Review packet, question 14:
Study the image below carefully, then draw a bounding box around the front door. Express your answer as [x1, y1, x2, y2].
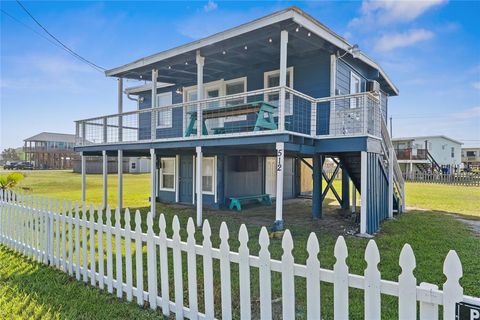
[179, 156, 193, 204]
[265, 157, 277, 198]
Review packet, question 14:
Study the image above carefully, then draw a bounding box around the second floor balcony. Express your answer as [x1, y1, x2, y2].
[75, 87, 383, 147]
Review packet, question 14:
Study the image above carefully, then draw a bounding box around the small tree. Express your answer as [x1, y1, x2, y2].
[0, 172, 24, 190]
[2, 148, 20, 162]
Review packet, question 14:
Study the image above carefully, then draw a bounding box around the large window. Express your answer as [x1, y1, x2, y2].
[202, 157, 215, 194]
[156, 92, 173, 128]
[225, 77, 247, 121]
[160, 158, 175, 191]
[264, 67, 294, 115]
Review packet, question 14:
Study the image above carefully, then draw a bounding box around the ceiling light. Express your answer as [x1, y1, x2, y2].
[222, 50, 226, 55]
[139, 75, 143, 79]
[307, 32, 311, 37]
[185, 61, 188, 65]
[244, 45, 248, 50]
[268, 38, 272, 43]
[168, 65, 171, 69]
[295, 27, 299, 32]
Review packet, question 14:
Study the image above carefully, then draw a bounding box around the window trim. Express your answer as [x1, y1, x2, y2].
[159, 157, 176, 192]
[263, 67, 294, 116]
[156, 92, 173, 129]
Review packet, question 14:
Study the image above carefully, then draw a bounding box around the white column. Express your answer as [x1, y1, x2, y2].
[102, 150, 108, 210]
[351, 183, 356, 213]
[196, 146, 203, 226]
[278, 30, 288, 132]
[81, 152, 86, 204]
[196, 51, 205, 138]
[175, 155, 180, 203]
[118, 150, 123, 211]
[150, 148, 156, 217]
[118, 78, 123, 142]
[151, 69, 158, 140]
[360, 151, 368, 234]
[388, 147, 394, 219]
[275, 142, 285, 224]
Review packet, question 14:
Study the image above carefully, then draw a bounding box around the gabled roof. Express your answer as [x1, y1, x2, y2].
[392, 135, 463, 145]
[106, 6, 398, 95]
[24, 132, 76, 143]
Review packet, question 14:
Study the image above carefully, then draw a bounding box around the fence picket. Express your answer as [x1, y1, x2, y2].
[364, 240, 381, 320]
[74, 202, 81, 280]
[398, 244, 416, 319]
[53, 199, 58, 267]
[238, 224, 251, 320]
[106, 207, 113, 293]
[419, 282, 439, 319]
[333, 236, 349, 320]
[186, 218, 198, 320]
[219, 222, 232, 320]
[82, 203, 88, 282]
[258, 227, 272, 320]
[146, 211, 157, 310]
[202, 220, 215, 319]
[134, 210, 144, 306]
[281, 230, 295, 320]
[55, 200, 61, 268]
[172, 215, 184, 320]
[89, 204, 96, 286]
[158, 214, 170, 315]
[442, 250, 463, 320]
[114, 208, 123, 298]
[61, 200, 67, 271]
[124, 209, 133, 301]
[306, 232, 321, 320]
[97, 205, 105, 289]
[67, 201, 73, 275]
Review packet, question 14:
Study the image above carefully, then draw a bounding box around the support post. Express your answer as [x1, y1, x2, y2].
[278, 30, 288, 132]
[351, 182, 356, 213]
[118, 150, 123, 211]
[196, 146, 203, 226]
[118, 78, 123, 142]
[102, 150, 108, 210]
[151, 69, 158, 141]
[341, 164, 350, 209]
[196, 51, 205, 138]
[360, 151, 368, 235]
[312, 154, 322, 219]
[274, 142, 285, 230]
[150, 148, 156, 217]
[81, 152, 86, 205]
[388, 147, 394, 219]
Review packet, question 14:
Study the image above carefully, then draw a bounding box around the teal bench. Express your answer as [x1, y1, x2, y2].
[229, 194, 272, 211]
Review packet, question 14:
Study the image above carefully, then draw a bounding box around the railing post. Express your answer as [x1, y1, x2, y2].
[196, 51, 205, 138]
[151, 69, 158, 141]
[81, 122, 86, 145]
[103, 117, 108, 144]
[118, 78, 123, 143]
[278, 30, 288, 132]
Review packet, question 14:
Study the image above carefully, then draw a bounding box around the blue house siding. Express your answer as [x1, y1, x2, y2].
[366, 152, 389, 234]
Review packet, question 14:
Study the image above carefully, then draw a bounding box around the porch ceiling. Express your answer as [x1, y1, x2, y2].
[115, 21, 337, 87]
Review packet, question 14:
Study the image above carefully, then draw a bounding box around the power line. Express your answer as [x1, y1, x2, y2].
[14, 0, 106, 73]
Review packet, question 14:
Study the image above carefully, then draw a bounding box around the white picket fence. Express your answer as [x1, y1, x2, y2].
[0, 190, 478, 319]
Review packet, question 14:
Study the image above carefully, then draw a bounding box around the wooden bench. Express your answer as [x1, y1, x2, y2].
[228, 194, 272, 211]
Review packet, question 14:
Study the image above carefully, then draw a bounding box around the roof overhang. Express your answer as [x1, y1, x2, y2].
[124, 82, 174, 95]
[105, 6, 398, 95]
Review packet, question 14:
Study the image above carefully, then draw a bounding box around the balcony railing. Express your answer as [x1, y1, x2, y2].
[395, 148, 428, 160]
[75, 87, 383, 146]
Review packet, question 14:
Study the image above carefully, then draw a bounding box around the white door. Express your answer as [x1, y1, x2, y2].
[265, 157, 277, 198]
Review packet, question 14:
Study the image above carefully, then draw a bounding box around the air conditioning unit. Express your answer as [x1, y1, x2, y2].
[366, 80, 380, 94]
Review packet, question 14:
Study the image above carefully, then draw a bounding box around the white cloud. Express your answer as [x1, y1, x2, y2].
[204, 0, 218, 12]
[473, 82, 480, 90]
[350, 0, 447, 27]
[374, 29, 434, 52]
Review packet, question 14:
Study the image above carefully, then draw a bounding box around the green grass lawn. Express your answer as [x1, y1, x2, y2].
[1, 170, 479, 319]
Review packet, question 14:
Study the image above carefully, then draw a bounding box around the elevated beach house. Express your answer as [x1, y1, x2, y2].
[75, 7, 404, 235]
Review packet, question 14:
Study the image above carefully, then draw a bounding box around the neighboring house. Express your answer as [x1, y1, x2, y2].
[24, 132, 78, 169]
[392, 136, 463, 174]
[75, 7, 404, 235]
[71, 156, 150, 174]
[462, 147, 480, 170]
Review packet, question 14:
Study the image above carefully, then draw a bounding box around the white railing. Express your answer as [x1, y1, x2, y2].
[75, 88, 384, 146]
[1, 191, 478, 319]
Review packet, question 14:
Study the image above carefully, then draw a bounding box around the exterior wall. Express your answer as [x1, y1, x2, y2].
[128, 157, 151, 173]
[72, 157, 129, 174]
[412, 137, 462, 167]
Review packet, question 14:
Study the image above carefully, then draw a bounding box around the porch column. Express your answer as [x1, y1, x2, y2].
[151, 69, 158, 140]
[196, 51, 205, 138]
[196, 146, 203, 226]
[102, 150, 108, 210]
[118, 150, 123, 211]
[118, 78, 123, 142]
[274, 142, 285, 230]
[278, 30, 288, 132]
[81, 152, 86, 205]
[150, 148, 157, 217]
[360, 151, 368, 235]
[351, 183, 356, 213]
[341, 165, 350, 209]
[312, 154, 322, 219]
[388, 147, 394, 219]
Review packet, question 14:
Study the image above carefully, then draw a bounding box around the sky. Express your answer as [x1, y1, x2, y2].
[1, 0, 479, 149]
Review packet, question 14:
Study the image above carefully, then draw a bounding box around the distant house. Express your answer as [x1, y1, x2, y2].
[392, 136, 462, 174]
[24, 132, 78, 169]
[71, 156, 150, 174]
[462, 147, 480, 170]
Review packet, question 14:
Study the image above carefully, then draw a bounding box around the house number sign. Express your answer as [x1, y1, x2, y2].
[277, 147, 284, 172]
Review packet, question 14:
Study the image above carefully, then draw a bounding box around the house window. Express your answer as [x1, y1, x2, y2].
[225, 77, 247, 121]
[160, 158, 175, 191]
[264, 67, 294, 116]
[202, 157, 215, 194]
[451, 147, 455, 158]
[156, 92, 173, 128]
[466, 151, 476, 157]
